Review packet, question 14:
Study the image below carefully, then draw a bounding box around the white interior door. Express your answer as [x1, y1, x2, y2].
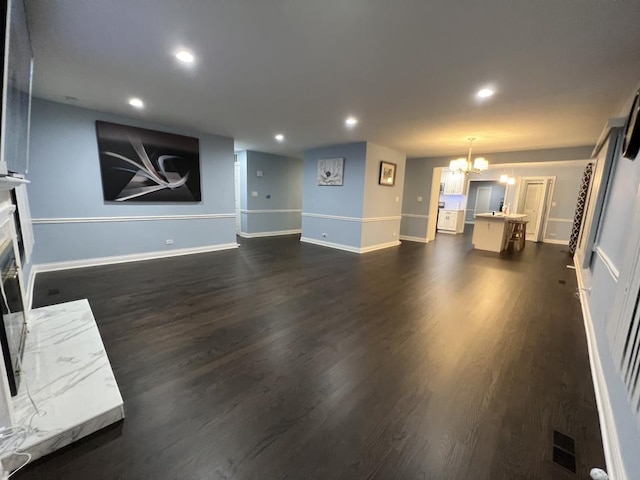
[522, 181, 544, 241]
[234, 160, 241, 234]
[475, 187, 491, 215]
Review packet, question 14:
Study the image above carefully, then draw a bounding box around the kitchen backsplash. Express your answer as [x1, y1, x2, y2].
[439, 194, 466, 210]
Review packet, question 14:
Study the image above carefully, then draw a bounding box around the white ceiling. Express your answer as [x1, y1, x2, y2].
[25, 0, 640, 158]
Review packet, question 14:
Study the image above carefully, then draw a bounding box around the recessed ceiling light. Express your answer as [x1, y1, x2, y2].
[345, 116, 358, 127]
[175, 50, 195, 64]
[476, 88, 495, 99]
[275, 134, 284, 142]
[128, 97, 144, 109]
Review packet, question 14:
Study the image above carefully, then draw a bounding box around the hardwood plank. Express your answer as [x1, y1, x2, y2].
[18, 232, 605, 479]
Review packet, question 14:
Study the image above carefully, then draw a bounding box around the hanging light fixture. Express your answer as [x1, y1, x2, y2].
[449, 137, 489, 175]
[499, 173, 516, 185]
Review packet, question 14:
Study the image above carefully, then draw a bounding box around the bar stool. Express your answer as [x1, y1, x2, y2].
[507, 220, 527, 251]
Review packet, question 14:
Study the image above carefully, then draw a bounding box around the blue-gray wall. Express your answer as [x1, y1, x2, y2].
[239, 150, 302, 235]
[578, 120, 640, 477]
[465, 181, 505, 222]
[401, 146, 593, 242]
[301, 142, 367, 248]
[28, 98, 236, 264]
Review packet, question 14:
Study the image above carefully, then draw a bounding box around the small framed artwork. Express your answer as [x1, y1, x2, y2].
[317, 157, 344, 186]
[379, 161, 396, 186]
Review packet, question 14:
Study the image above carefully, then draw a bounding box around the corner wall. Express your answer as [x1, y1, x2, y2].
[28, 99, 237, 268]
[239, 150, 302, 237]
[361, 143, 406, 248]
[301, 142, 367, 250]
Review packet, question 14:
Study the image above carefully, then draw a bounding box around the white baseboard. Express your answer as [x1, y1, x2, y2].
[543, 238, 570, 245]
[574, 256, 627, 479]
[238, 229, 301, 238]
[27, 243, 239, 309]
[300, 237, 400, 254]
[399, 235, 427, 243]
[360, 241, 401, 253]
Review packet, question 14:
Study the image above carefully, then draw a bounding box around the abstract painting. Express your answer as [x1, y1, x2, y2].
[96, 121, 201, 202]
[317, 157, 344, 186]
[379, 161, 396, 186]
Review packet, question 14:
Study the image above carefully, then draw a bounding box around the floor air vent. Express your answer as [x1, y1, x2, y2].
[552, 430, 577, 473]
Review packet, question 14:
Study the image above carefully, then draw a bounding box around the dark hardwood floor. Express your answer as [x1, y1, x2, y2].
[21, 230, 605, 479]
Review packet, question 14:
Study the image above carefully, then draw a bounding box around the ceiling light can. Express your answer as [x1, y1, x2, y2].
[128, 97, 144, 108]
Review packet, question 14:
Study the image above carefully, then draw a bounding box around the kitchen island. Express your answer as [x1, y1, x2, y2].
[472, 213, 528, 252]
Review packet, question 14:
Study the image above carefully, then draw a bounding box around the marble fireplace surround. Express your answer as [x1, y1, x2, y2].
[1, 299, 124, 471]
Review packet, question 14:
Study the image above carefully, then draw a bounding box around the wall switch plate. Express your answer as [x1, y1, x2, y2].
[251, 191, 258, 197]
[256, 170, 263, 177]
[417, 196, 423, 202]
[395, 196, 400, 202]
[165, 239, 174, 245]
[392, 232, 397, 237]
[552, 201, 557, 207]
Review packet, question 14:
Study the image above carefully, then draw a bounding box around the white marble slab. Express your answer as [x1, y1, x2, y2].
[1, 299, 124, 471]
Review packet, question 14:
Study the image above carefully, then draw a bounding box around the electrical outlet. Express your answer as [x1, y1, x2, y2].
[417, 196, 423, 202]
[392, 232, 397, 237]
[549, 232, 556, 237]
[395, 196, 400, 202]
[166, 239, 174, 245]
[251, 191, 258, 197]
[552, 201, 557, 207]
[322, 233, 327, 238]
[256, 170, 263, 177]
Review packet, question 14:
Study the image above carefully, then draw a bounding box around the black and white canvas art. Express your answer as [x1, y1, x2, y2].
[96, 121, 201, 202]
[317, 157, 344, 186]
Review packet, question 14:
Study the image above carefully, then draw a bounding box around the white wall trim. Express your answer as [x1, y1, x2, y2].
[27, 243, 239, 309]
[302, 212, 401, 223]
[399, 235, 427, 243]
[362, 216, 401, 223]
[542, 238, 569, 245]
[238, 229, 301, 238]
[486, 159, 592, 169]
[360, 241, 401, 253]
[300, 237, 360, 253]
[32, 214, 236, 224]
[401, 213, 429, 219]
[595, 246, 620, 282]
[240, 209, 302, 214]
[546, 217, 573, 223]
[300, 237, 400, 254]
[574, 258, 628, 480]
[302, 212, 360, 222]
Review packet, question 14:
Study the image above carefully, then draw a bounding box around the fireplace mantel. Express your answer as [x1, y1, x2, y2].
[0, 176, 28, 191]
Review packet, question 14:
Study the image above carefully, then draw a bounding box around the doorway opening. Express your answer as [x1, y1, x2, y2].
[465, 180, 506, 225]
[514, 177, 555, 242]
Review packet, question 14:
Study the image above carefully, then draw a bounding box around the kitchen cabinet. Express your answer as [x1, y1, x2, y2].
[442, 169, 468, 195]
[437, 210, 465, 233]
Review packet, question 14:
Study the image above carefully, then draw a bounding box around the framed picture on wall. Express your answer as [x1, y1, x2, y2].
[317, 157, 344, 186]
[379, 161, 396, 186]
[95, 121, 201, 202]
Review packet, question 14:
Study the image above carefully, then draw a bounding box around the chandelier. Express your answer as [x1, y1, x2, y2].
[449, 137, 489, 175]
